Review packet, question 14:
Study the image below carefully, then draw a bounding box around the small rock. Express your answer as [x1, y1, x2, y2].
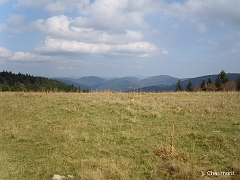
[52, 174, 75, 180]
[68, 175, 75, 179]
[53, 174, 65, 180]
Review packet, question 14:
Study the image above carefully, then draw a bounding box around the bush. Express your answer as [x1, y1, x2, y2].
[223, 81, 236, 91]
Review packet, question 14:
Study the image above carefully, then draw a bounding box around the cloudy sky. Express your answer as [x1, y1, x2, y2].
[0, 0, 239, 78]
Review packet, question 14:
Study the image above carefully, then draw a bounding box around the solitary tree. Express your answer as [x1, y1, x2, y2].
[176, 79, 183, 92]
[215, 70, 230, 90]
[186, 80, 193, 92]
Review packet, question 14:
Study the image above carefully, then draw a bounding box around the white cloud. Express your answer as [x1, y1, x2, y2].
[22, 0, 162, 32]
[0, 47, 53, 62]
[81, 0, 162, 31]
[14, 0, 240, 33]
[10, 51, 55, 62]
[14, 0, 162, 59]
[11, 51, 36, 60]
[26, 1, 160, 59]
[31, 15, 144, 44]
[7, 14, 25, 26]
[4, 14, 29, 34]
[36, 37, 157, 56]
[0, 47, 13, 58]
[36, 37, 110, 54]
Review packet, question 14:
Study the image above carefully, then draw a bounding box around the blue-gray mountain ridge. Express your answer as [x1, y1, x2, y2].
[55, 73, 240, 92]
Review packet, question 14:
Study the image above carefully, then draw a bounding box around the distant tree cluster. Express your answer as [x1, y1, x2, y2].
[176, 70, 240, 92]
[198, 77, 218, 92]
[176, 80, 195, 92]
[0, 71, 89, 92]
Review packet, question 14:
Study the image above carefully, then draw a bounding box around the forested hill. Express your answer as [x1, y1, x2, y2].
[0, 71, 88, 92]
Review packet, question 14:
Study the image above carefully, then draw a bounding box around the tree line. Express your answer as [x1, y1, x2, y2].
[0, 71, 89, 93]
[176, 70, 240, 92]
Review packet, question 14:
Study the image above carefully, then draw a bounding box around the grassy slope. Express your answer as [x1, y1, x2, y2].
[0, 92, 239, 179]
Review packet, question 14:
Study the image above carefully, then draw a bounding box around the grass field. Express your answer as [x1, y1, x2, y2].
[0, 92, 239, 179]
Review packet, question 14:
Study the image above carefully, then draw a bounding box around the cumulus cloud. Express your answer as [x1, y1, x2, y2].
[30, 12, 158, 57]
[20, 0, 161, 60]
[36, 36, 157, 56]
[31, 15, 144, 44]
[14, 0, 240, 34]
[0, 47, 53, 62]
[10, 51, 55, 62]
[0, 47, 13, 58]
[11, 51, 37, 60]
[12, 0, 162, 59]
[19, 0, 162, 33]
[82, 0, 159, 31]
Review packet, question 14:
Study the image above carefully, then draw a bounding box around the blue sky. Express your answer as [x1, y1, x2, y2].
[0, 0, 239, 78]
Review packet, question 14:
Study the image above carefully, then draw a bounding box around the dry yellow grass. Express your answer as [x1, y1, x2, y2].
[0, 92, 239, 179]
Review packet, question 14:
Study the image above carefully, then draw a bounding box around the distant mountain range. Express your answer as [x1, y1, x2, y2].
[55, 73, 240, 92]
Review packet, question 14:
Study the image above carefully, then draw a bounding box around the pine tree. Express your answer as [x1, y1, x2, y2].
[215, 70, 230, 90]
[186, 80, 193, 92]
[176, 79, 183, 92]
[200, 79, 207, 91]
[207, 77, 212, 84]
[206, 77, 212, 91]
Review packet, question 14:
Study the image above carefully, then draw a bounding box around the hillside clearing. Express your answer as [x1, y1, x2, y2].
[0, 92, 239, 179]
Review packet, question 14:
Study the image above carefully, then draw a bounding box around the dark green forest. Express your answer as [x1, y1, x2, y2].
[0, 71, 88, 92]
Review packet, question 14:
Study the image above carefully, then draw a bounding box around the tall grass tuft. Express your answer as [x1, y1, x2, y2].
[169, 106, 180, 156]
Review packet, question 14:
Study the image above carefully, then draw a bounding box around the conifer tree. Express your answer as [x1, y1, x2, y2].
[176, 79, 183, 92]
[215, 70, 230, 90]
[200, 79, 207, 91]
[207, 77, 212, 84]
[186, 80, 193, 92]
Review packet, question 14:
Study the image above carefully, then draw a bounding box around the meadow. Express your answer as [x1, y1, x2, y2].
[0, 92, 239, 180]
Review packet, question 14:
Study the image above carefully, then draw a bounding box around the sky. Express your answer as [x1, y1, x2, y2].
[0, 0, 240, 78]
